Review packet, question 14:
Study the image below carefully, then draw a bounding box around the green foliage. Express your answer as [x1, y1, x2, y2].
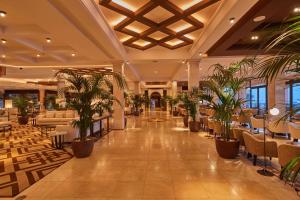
[131, 94, 144, 112]
[280, 156, 300, 187]
[56, 69, 126, 141]
[13, 96, 30, 117]
[257, 15, 300, 81]
[203, 59, 251, 140]
[164, 95, 179, 112]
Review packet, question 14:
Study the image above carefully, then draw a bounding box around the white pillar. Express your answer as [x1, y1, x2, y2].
[113, 62, 125, 130]
[188, 61, 200, 90]
[172, 81, 177, 97]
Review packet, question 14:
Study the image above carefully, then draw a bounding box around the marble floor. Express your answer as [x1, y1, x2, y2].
[6, 111, 300, 200]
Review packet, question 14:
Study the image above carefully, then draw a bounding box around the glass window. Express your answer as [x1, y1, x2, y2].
[245, 85, 267, 112]
[287, 81, 300, 113]
[292, 82, 300, 108]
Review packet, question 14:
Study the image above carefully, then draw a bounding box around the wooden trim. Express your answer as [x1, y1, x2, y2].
[99, 0, 219, 50]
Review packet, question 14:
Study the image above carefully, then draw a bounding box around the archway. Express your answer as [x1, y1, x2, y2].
[150, 92, 161, 109]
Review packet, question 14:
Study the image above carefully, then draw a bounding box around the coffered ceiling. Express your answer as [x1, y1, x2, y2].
[98, 0, 221, 50]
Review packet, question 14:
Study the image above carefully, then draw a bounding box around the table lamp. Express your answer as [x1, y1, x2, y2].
[5, 99, 13, 121]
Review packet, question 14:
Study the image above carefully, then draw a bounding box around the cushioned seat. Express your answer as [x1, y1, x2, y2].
[278, 144, 300, 167]
[36, 110, 78, 126]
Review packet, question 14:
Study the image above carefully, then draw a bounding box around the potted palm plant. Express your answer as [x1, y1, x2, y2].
[204, 59, 253, 158]
[178, 93, 189, 127]
[13, 96, 30, 125]
[56, 69, 126, 158]
[131, 94, 144, 116]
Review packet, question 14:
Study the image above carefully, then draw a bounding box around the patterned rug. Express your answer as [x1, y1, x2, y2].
[0, 125, 73, 197]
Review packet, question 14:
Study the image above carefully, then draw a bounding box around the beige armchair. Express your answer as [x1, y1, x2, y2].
[243, 131, 278, 165]
[250, 116, 264, 134]
[288, 122, 300, 142]
[278, 144, 300, 167]
[267, 120, 289, 139]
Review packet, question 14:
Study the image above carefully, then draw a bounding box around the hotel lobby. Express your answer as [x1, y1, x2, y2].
[0, 0, 300, 199]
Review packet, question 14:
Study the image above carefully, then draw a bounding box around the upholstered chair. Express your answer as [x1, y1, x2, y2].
[278, 144, 300, 167]
[288, 122, 300, 142]
[250, 116, 264, 134]
[243, 131, 278, 165]
[267, 120, 289, 139]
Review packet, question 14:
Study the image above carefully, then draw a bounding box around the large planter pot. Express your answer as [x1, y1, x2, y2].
[215, 137, 240, 159]
[72, 138, 94, 158]
[183, 115, 189, 127]
[189, 121, 200, 132]
[173, 110, 179, 116]
[18, 115, 29, 125]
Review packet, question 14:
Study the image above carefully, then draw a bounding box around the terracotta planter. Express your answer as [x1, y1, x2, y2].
[183, 115, 189, 127]
[173, 110, 179, 116]
[18, 115, 29, 125]
[134, 111, 140, 116]
[72, 138, 94, 158]
[215, 137, 240, 159]
[189, 121, 200, 132]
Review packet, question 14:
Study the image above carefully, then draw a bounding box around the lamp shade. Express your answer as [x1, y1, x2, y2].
[4, 99, 13, 108]
[270, 107, 280, 116]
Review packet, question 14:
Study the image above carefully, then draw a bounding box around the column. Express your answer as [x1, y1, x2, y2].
[134, 81, 141, 94]
[39, 89, 45, 111]
[268, 78, 276, 109]
[187, 61, 200, 90]
[113, 62, 125, 130]
[171, 81, 177, 97]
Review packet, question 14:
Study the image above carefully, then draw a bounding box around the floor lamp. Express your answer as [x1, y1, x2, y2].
[257, 107, 279, 176]
[5, 100, 13, 121]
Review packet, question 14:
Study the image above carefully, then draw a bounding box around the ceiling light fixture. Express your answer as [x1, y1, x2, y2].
[71, 53, 76, 57]
[0, 11, 7, 18]
[294, 7, 300, 13]
[251, 35, 259, 40]
[46, 38, 51, 43]
[1, 39, 7, 44]
[36, 54, 41, 58]
[1, 54, 6, 58]
[229, 17, 235, 24]
[253, 16, 266, 22]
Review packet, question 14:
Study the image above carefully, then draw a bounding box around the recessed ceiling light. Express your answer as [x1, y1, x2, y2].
[0, 11, 7, 18]
[253, 16, 266, 22]
[1, 39, 6, 44]
[294, 7, 300, 13]
[251, 35, 259, 40]
[71, 53, 76, 57]
[46, 38, 51, 43]
[229, 17, 235, 24]
[182, 60, 186, 64]
[1, 54, 6, 58]
[36, 54, 41, 57]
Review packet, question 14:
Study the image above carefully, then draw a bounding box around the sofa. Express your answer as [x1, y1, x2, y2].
[243, 131, 278, 165]
[36, 110, 78, 126]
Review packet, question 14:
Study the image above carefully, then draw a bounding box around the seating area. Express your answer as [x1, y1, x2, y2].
[1, 0, 300, 199]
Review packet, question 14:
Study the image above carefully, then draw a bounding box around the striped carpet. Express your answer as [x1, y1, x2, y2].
[0, 124, 72, 197]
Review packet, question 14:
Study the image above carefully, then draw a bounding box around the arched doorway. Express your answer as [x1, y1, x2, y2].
[150, 92, 161, 109]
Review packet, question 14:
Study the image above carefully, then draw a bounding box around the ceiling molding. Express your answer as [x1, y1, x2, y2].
[99, 0, 220, 50]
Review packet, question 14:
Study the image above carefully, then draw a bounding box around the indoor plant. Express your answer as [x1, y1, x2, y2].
[131, 94, 144, 116]
[204, 59, 253, 158]
[13, 96, 30, 125]
[56, 69, 126, 158]
[178, 93, 189, 127]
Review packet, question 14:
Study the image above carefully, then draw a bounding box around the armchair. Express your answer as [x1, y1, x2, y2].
[278, 144, 300, 167]
[267, 120, 289, 139]
[243, 131, 278, 165]
[250, 116, 264, 134]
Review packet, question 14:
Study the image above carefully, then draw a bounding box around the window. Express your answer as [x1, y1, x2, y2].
[286, 80, 300, 112]
[246, 85, 267, 111]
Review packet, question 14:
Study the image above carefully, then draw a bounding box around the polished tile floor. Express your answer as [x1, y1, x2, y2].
[7, 112, 300, 200]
